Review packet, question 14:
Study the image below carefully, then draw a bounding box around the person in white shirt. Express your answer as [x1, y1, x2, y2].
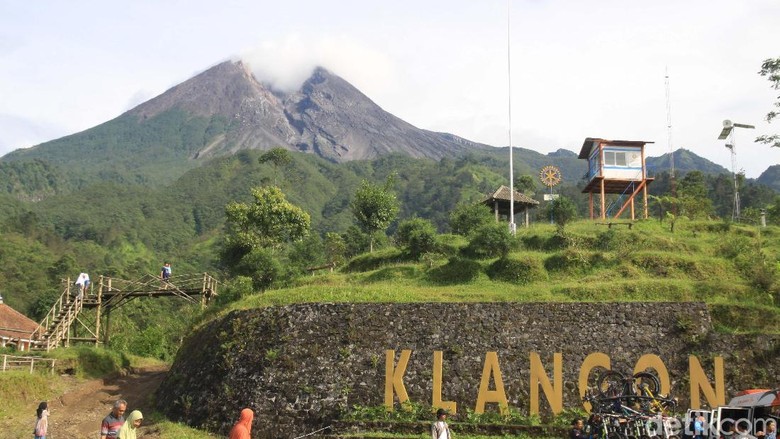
[75, 273, 90, 298]
[431, 408, 451, 439]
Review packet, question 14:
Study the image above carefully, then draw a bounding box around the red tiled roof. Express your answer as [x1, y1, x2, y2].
[0, 303, 39, 339]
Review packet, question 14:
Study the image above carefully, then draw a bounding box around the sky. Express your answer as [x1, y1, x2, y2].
[1, 0, 779, 178]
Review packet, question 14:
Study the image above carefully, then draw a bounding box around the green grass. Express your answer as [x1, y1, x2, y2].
[337, 434, 558, 439]
[206, 219, 780, 334]
[144, 411, 218, 438]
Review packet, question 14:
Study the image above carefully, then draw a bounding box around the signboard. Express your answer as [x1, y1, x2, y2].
[543, 194, 560, 201]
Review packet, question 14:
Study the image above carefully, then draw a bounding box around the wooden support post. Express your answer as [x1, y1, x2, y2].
[643, 182, 649, 219]
[524, 206, 529, 227]
[104, 309, 111, 346]
[494, 201, 499, 222]
[600, 180, 606, 220]
[201, 273, 208, 309]
[95, 276, 103, 347]
[630, 197, 635, 220]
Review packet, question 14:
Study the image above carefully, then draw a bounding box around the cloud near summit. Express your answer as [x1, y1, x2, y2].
[240, 34, 400, 95]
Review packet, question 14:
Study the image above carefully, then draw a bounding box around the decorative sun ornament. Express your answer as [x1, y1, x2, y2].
[539, 165, 562, 188]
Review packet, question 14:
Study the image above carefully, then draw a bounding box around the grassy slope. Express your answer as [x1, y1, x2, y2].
[3, 219, 777, 438]
[214, 219, 780, 334]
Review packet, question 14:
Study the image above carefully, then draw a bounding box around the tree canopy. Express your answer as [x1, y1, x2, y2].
[350, 178, 399, 252]
[757, 57, 780, 148]
[224, 186, 311, 255]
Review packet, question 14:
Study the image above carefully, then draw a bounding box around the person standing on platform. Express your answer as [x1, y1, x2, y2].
[160, 262, 172, 282]
[75, 273, 90, 299]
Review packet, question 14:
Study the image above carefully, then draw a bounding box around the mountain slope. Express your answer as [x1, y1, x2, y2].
[0, 61, 484, 188]
[758, 165, 780, 192]
[646, 148, 729, 175]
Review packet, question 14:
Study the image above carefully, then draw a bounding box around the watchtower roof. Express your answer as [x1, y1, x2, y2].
[578, 137, 654, 159]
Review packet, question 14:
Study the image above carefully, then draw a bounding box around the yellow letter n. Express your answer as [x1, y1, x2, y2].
[530, 352, 563, 415]
[689, 355, 725, 409]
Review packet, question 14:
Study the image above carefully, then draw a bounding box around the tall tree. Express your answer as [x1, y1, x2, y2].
[224, 186, 311, 255]
[350, 178, 399, 252]
[757, 57, 780, 148]
[258, 148, 294, 186]
[514, 175, 537, 195]
[677, 171, 713, 219]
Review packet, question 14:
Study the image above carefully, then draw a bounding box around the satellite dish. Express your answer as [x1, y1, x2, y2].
[718, 120, 733, 139]
[718, 119, 753, 139]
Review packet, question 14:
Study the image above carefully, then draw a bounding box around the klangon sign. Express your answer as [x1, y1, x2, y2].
[384, 350, 725, 415]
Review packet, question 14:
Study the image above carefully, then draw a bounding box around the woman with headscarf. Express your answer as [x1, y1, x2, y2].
[34, 401, 48, 439]
[117, 410, 143, 439]
[229, 408, 254, 439]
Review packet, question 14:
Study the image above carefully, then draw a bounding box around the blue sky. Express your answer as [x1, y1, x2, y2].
[1, 0, 778, 177]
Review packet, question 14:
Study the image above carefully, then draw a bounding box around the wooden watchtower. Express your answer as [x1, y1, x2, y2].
[579, 137, 654, 220]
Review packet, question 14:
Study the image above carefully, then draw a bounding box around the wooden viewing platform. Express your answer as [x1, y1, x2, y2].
[30, 273, 217, 352]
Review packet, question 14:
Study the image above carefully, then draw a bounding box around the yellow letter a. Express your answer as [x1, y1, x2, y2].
[475, 351, 508, 415]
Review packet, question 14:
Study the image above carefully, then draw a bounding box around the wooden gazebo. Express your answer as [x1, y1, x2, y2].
[482, 185, 540, 227]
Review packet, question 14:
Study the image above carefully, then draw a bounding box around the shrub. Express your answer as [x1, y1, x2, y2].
[236, 248, 282, 292]
[486, 255, 547, 284]
[434, 234, 467, 257]
[449, 202, 493, 236]
[395, 217, 437, 260]
[463, 223, 512, 259]
[547, 196, 578, 230]
[343, 248, 404, 272]
[215, 276, 254, 305]
[427, 256, 482, 285]
[544, 250, 591, 273]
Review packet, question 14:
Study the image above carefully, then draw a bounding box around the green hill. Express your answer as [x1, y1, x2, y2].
[213, 220, 780, 335]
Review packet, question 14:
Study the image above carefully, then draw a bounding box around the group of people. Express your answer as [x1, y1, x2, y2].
[70, 262, 172, 298]
[100, 399, 144, 439]
[32, 399, 143, 439]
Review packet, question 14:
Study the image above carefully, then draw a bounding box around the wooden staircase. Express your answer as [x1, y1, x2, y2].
[30, 281, 85, 351]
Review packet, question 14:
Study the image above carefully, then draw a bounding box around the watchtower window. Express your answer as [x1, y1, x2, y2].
[604, 151, 627, 167]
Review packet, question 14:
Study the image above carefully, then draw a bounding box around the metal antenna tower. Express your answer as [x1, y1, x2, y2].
[665, 68, 676, 198]
[718, 120, 754, 221]
[507, 0, 516, 234]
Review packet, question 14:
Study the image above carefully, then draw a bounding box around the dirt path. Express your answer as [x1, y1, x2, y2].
[47, 366, 168, 439]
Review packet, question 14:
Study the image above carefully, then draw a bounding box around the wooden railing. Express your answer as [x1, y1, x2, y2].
[1, 355, 56, 374]
[29, 277, 87, 351]
[29, 273, 218, 351]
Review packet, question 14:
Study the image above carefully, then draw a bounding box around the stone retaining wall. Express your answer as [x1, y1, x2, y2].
[156, 302, 780, 438]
